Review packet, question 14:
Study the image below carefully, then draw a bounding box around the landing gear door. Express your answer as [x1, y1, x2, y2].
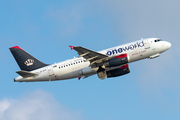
[144, 40, 150, 49]
[47, 66, 54, 76]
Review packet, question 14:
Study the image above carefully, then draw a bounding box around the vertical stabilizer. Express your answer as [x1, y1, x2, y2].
[9, 46, 48, 71]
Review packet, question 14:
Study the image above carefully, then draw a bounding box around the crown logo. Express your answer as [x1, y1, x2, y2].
[24, 59, 34, 66]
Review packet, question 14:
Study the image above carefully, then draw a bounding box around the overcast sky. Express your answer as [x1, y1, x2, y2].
[0, 0, 180, 120]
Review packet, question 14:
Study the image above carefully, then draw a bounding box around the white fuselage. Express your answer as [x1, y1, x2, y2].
[15, 38, 171, 82]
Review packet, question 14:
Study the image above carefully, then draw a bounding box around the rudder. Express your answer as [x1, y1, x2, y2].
[9, 46, 48, 71]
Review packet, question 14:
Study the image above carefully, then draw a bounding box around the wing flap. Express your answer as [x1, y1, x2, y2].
[16, 70, 38, 78]
[73, 46, 109, 63]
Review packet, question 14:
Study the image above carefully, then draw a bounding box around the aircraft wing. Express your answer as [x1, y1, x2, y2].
[71, 46, 109, 65]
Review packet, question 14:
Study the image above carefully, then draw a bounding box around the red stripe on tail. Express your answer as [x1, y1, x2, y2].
[9, 46, 23, 50]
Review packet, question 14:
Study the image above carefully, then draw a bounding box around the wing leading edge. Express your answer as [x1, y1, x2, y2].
[72, 46, 109, 65]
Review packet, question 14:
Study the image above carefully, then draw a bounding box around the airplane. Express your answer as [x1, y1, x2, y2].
[9, 38, 171, 82]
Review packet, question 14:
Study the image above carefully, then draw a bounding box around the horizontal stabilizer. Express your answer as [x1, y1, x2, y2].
[16, 70, 38, 78]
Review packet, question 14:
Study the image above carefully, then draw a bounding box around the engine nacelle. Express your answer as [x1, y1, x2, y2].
[105, 54, 129, 67]
[106, 64, 130, 78]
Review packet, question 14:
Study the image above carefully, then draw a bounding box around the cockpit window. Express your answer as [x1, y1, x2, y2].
[154, 39, 162, 42]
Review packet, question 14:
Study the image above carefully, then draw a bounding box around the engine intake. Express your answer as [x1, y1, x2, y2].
[107, 64, 130, 78]
[105, 54, 129, 67]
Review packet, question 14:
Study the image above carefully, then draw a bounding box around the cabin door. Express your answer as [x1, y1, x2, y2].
[144, 40, 150, 49]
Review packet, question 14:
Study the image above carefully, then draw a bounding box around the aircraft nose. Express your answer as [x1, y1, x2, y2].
[166, 42, 171, 49]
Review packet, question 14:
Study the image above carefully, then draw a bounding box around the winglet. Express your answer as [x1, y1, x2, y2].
[78, 77, 81, 80]
[69, 45, 75, 50]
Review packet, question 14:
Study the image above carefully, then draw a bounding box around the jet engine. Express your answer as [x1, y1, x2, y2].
[104, 54, 129, 67]
[106, 64, 130, 78]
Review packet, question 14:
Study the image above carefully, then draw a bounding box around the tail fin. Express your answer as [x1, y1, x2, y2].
[9, 46, 48, 71]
